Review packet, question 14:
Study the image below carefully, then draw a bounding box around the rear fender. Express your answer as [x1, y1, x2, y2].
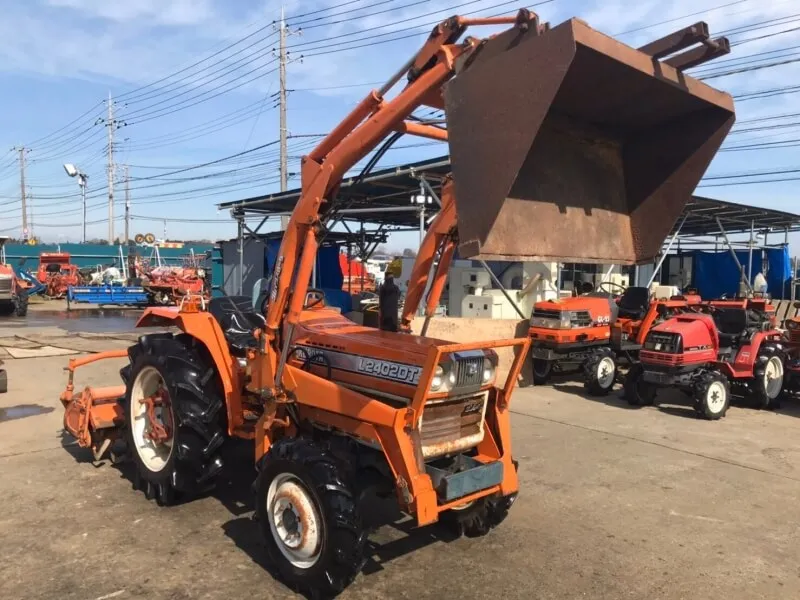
[136, 307, 243, 434]
[732, 332, 784, 376]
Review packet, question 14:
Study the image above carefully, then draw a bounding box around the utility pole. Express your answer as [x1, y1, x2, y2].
[12, 147, 29, 240]
[106, 93, 115, 244]
[123, 165, 131, 244]
[275, 6, 301, 230]
[278, 6, 288, 193]
[98, 93, 125, 245]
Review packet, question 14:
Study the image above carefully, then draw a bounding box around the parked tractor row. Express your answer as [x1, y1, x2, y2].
[530, 285, 797, 421]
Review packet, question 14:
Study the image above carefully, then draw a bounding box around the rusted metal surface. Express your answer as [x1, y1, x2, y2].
[141, 387, 172, 443]
[420, 393, 487, 458]
[638, 22, 710, 58]
[665, 37, 731, 70]
[445, 17, 735, 265]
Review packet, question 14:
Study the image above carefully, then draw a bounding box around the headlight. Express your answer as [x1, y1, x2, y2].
[786, 320, 799, 330]
[482, 363, 496, 384]
[530, 315, 571, 329]
[430, 363, 456, 392]
[197, 268, 206, 278]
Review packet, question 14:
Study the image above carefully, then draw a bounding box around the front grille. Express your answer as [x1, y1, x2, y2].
[532, 308, 560, 320]
[531, 308, 593, 328]
[789, 330, 800, 344]
[0, 278, 12, 293]
[455, 355, 485, 387]
[420, 393, 487, 459]
[644, 332, 681, 353]
[572, 310, 593, 327]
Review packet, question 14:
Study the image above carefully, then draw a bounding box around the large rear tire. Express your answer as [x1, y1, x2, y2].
[255, 437, 367, 597]
[583, 348, 617, 396]
[752, 346, 785, 410]
[624, 363, 656, 406]
[693, 371, 730, 420]
[122, 333, 225, 506]
[532, 358, 553, 385]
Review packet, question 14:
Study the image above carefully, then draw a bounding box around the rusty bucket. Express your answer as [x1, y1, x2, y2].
[445, 18, 735, 264]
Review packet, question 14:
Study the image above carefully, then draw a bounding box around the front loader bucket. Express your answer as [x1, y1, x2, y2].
[445, 18, 735, 265]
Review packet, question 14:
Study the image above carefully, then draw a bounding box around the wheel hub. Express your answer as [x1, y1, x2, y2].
[707, 381, 726, 412]
[130, 366, 175, 473]
[267, 475, 322, 568]
[597, 357, 615, 388]
[764, 356, 784, 399]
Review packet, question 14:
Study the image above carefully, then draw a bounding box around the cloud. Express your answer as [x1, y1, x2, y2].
[46, 0, 217, 26]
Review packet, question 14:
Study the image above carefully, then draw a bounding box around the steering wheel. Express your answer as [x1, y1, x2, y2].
[304, 289, 326, 309]
[690, 303, 717, 315]
[596, 281, 626, 295]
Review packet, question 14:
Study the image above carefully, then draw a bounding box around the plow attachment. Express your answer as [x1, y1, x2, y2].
[445, 18, 735, 264]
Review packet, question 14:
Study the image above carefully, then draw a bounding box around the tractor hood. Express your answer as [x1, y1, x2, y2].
[533, 294, 614, 314]
[647, 313, 718, 350]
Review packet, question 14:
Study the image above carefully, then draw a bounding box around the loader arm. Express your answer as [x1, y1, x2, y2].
[264, 11, 539, 381]
[400, 178, 458, 330]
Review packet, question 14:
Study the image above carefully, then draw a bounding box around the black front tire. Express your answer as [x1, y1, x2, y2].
[122, 333, 225, 506]
[440, 493, 517, 538]
[583, 348, 617, 396]
[624, 363, 657, 406]
[693, 371, 730, 420]
[255, 437, 367, 597]
[13, 289, 28, 317]
[532, 358, 553, 385]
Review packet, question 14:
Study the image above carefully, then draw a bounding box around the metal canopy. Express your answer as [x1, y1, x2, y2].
[219, 156, 800, 237]
[219, 157, 450, 228]
[670, 195, 800, 237]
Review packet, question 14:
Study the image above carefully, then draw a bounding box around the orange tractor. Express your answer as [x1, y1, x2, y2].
[58, 11, 734, 596]
[37, 252, 82, 298]
[0, 236, 28, 318]
[529, 282, 633, 383]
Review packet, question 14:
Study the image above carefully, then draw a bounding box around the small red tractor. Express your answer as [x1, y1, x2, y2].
[782, 302, 800, 396]
[625, 301, 786, 419]
[57, 11, 734, 596]
[0, 237, 28, 317]
[582, 293, 701, 395]
[529, 283, 644, 384]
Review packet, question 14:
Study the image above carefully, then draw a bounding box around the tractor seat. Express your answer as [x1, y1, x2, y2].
[616, 286, 650, 320]
[208, 296, 265, 355]
[712, 308, 748, 348]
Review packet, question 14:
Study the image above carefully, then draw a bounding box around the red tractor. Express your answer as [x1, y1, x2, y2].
[782, 302, 800, 396]
[582, 293, 701, 396]
[625, 302, 786, 419]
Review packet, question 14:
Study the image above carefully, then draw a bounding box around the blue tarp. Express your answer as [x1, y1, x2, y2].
[691, 248, 791, 298]
[264, 240, 351, 313]
[766, 246, 792, 297]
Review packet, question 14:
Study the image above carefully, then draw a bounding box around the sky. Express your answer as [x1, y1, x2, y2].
[0, 0, 798, 252]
